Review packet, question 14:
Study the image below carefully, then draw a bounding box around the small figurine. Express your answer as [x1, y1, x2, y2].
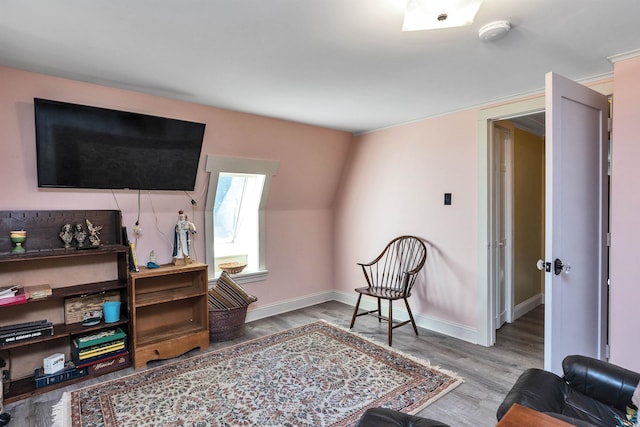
[59, 224, 73, 249]
[172, 210, 196, 265]
[73, 223, 87, 248]
[86, 219, 103, 247]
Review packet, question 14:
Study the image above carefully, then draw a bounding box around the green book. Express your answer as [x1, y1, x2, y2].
[74, 328, 126, 349]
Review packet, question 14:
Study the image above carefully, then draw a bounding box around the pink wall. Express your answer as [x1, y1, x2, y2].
[0, 66, 352, 308]
[609, 55, 640, 372]
[333, 65, 639, 370]
[333, 111, 479, 328]
[3, 62, 639, 369]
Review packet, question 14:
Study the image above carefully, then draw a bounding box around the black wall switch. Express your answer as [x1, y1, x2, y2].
[444, 193, 452, 205]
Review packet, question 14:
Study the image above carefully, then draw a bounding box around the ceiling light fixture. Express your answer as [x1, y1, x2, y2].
[402, 0, 484, 32]
[478, 20, 511, 41]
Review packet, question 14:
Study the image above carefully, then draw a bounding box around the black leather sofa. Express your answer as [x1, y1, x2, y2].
[357, 408, 449, 427]
[497, 355, 640, 427]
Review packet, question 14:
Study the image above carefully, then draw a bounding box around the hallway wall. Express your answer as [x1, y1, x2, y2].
[512, 127, 545, 306]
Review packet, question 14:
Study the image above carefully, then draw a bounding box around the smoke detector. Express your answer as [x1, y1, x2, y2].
[478, 20, 511, 41]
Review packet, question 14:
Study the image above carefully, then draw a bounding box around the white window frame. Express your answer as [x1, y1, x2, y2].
[205, 155, 279, 284]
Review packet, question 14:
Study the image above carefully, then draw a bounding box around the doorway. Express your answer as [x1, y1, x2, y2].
[476, 78, 613, 352]
[476, 96, 546, 347]
[490, 115, 545, 334]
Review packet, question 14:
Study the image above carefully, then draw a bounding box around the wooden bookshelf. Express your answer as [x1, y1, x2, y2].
[129, 262, 209, 369]
[0, 210, 131, 403]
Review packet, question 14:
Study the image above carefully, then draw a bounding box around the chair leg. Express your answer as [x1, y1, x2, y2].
[404, 298, 419, 336]
[388, 300, 393, 346]
[377, 298, 382, 323]
[350, 294, 363, 329]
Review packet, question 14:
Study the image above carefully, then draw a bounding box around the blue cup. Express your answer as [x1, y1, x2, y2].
[103, 301, 121, 323]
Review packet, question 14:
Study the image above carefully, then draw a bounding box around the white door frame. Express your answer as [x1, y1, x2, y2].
[477, 97, 544, 346]
[491, 122, 514, 327]
[476, 81, 613, 347]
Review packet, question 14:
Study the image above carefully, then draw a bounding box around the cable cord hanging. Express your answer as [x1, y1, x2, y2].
[111, 190, 122, 212]
[147, 191, 173, 253]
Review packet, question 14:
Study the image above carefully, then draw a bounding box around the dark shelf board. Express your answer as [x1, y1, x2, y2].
[0, 244, 127, 263]
[51, 280, 127, 299]
[0, 279, 127, 308]
[62, 316, 129, 336]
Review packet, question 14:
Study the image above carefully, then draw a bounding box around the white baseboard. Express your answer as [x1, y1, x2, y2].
[513, 294, 543, 321]
[247, 290, 479, 345]
[333, 291, 478, 344]
[245, 291, 335, 322]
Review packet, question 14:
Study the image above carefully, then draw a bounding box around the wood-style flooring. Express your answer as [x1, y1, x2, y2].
[3, 301, 543, 427]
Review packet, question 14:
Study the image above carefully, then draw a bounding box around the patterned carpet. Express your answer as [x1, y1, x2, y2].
[53, 321, 462, 426]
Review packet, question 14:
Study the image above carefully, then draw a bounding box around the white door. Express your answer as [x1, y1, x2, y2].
[492, 124, 512, 328]
[543, 72, 609, 374]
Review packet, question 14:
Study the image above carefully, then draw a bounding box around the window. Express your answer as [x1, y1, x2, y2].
[213, 173, 263, 269]
[205, 156, 279, 283]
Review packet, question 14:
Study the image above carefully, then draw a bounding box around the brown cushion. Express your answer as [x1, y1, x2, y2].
[208, 271, 257, 309]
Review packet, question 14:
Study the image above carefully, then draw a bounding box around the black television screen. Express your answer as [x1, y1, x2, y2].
[34, 98, 206, 191]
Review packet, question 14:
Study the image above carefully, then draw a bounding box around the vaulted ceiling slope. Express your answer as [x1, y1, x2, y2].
[1, 1, 639, 134]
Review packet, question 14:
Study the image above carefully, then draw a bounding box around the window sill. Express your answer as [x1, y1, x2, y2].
[210, 269, 268, 285]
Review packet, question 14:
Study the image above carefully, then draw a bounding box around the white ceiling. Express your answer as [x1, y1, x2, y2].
[1, 1, 639, 134]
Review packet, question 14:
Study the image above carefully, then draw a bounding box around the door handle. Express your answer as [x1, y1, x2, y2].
[536, 259, 551, 272]
[537, 259, 571, 274]
[554, 258, 571, 275]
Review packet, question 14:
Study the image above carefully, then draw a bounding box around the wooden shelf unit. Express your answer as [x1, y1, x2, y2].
[0, 210, 132, 403]
[129, 262, 209, 369]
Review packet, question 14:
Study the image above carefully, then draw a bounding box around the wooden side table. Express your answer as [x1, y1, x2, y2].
[497, 404, 574, 426]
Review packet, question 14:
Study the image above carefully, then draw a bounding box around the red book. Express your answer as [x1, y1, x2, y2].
[83, 351, 130, 374]
[0, 288, 28, 306]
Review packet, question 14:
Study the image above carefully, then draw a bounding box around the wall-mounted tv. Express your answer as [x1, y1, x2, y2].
[34, 98, 206, 191]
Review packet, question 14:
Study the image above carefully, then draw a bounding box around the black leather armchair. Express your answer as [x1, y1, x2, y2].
[357, 408, 449, 427]
[497, 355, 640, 427]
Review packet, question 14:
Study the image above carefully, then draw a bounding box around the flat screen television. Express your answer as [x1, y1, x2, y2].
[34, 98, 206, 191]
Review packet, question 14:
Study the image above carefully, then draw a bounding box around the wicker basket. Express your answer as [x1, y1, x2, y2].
[218, 262, 247, 274]
[209, 305, 248, 342]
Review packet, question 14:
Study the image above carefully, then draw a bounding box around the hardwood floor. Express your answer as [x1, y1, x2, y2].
[3, 301, 543, 427]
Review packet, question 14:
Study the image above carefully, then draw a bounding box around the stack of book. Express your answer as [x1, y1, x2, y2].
[0, 320, 54, 346]
[0, 286, 27, 306]
[72, 328, 129, 374]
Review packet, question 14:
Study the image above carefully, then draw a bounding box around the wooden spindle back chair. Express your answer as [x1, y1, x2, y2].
[349, 235, 427, 346]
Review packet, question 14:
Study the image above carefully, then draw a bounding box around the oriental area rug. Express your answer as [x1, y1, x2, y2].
[52, 320, 462, 427]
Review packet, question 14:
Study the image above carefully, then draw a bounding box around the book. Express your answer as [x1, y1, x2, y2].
[82, 351, 130, 374]
[0, 319, 50, 335]
[0, 322, 53, 339]
[0, 286, 18, 298]
[0, 324, 54, 345]
[0, 288, 27, 306]
[78, 341, 125, 360]
[73, 335, 126, 353]
[34, 366, 87, 389]
[74, 349, 129, 367]
[72, 337, 127, 362]
[74, 328, 126, 349]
